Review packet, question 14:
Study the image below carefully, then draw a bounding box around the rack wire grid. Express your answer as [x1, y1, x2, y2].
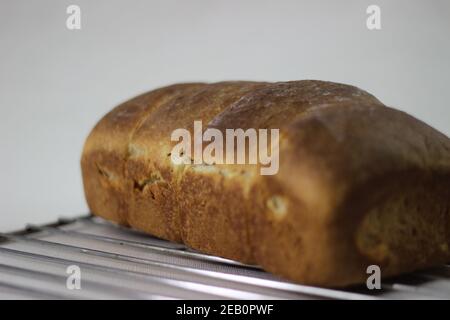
[0, 215, 449, 300]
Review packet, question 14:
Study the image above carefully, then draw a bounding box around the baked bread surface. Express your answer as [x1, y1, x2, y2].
[81, 80, 450, 286]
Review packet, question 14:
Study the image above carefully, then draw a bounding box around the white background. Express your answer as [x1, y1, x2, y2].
[0, 0, 449, 231]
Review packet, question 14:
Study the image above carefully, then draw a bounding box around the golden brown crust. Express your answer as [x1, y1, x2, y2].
[81, 83, 205, 225]
[81, 80, 450, 286]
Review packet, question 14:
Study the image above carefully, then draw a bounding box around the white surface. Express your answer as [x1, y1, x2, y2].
[0, 0, 449, 231]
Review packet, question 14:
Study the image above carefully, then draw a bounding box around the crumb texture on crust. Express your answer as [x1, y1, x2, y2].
[81, 80, 450, 286]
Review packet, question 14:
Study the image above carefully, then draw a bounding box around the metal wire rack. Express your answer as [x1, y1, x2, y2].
[0, 215, 449, 299]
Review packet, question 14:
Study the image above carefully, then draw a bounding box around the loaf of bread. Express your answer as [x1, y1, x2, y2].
[81, 81, 450, 287]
